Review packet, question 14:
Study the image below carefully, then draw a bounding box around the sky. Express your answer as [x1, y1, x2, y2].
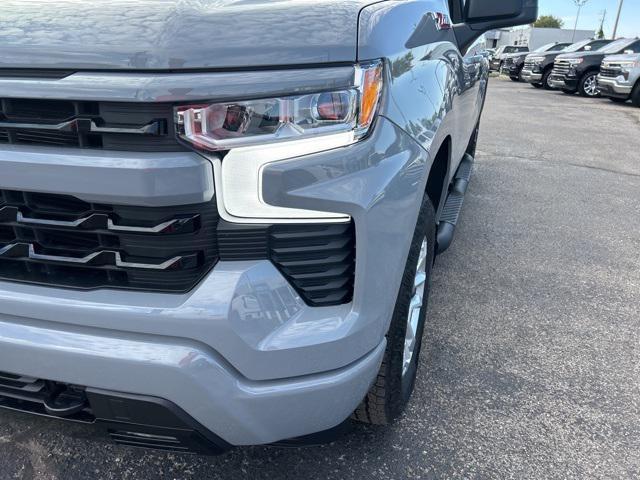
[538, 0, 638, 38]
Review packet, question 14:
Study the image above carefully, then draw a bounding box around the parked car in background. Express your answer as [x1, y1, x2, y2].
[522, 38, 612, 89]
[490, 45, 529, 71]
[550, 37, 640, 97]
[597, 53, 640, 106]
[502, 42, 571, 82]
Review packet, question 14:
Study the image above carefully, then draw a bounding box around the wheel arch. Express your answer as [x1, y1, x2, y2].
[425, 136, 451, 219]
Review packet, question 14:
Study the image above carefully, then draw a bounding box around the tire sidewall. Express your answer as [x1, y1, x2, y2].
[542, 69, 553, 90]
[387, 196, 436, 414]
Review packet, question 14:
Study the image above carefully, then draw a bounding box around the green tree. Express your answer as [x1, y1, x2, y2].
[533, 15, 565, 28]
[596, 27, 605, 39]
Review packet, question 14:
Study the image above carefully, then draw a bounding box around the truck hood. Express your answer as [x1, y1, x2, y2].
[556, 51, 605, 61]
[0, 0, 377, 70]
[602, 53, 640, 63]
[527, 50, 564, 60]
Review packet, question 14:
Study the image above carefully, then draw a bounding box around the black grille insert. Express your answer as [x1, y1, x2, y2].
[0, 98, 185, 151]
[0, 190, 219, 293]
[600, 67, 620, 78]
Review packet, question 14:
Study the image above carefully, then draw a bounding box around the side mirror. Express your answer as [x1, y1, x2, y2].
[584, 46, 592, 51]
[453, 0, 539, 53]
[624, 50, 634, 55]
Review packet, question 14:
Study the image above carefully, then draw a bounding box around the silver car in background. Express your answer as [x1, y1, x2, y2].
[598, 53, 640, 106]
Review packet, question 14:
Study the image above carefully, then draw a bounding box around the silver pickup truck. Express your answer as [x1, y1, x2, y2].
[597, 53, 640, 106]
[0, 0, 536, 453]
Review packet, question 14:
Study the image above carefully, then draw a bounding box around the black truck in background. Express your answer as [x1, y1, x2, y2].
[502, 42, 570, 82]
[522, 39, 612, 89]
[549, 38, 640, 97]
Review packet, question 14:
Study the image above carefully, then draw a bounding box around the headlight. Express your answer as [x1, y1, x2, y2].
[175, 61, 383, 152]
[528, 57, 545, 64]
[567, 58, 583, 65]
[618, 60, 640, 71]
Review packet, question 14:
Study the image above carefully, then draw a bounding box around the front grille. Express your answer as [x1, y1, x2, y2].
[552, 59, 571, 76]
[0, 98, 185, 151]
[0, 190, 218, 293]
[524, 60, 536, 71]
[600, 67, 621, 78]
[0, 190, 356, 305]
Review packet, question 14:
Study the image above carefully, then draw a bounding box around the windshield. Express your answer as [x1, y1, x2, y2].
[534, 43, 555, 52]
[563, 40, 590, 52]
[504, 46, 528, 53]
[599, 39, 633, 53]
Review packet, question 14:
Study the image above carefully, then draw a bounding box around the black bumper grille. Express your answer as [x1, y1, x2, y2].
[0, 190, 355, 305]
[0, 98, 185, 151]
[217, 222, 355, 306]
[0, 370, 230, 454]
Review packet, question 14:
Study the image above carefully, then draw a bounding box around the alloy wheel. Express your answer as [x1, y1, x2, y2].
[402, 237, 428, 377]
[584, 74, 599, 97]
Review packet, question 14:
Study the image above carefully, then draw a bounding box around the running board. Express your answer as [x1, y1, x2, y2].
[436, 154, 474, 254]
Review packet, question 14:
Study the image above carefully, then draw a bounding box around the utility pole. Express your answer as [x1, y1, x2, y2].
[571, 0, 590, 43]
[612, 0, 624, 39]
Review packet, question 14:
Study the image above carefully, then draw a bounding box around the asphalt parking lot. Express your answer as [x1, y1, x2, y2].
[1, 78, 639, 480]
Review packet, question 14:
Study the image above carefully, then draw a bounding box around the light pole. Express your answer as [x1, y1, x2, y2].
[571, 0, 589, 43]
[612, 0, 624, 39]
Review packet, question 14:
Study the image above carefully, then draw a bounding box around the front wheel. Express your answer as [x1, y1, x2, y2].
[353, 195, 436, 425]
[579, 72, 600, 97]
[542, 69, 554, 90]
[631, 82, 640, 108]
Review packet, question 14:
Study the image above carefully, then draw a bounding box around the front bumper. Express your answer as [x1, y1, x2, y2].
[521, 69, 542, 83]
[597, 76, 633, 99]
[0, 113, 429, 445]
[502, 65, 522, 77]
[0, 311, 385, 446]
[549, 74, 577, 91]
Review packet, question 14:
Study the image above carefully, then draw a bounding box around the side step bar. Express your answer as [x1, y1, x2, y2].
[436, 154, 474, 254]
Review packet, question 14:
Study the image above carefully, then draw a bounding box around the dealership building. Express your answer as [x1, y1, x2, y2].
[485, 27, 596, 50]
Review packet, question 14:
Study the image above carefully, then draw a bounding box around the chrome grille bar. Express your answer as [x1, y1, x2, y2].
[0, 205, 198, 234]
[0, 243, 189, 270]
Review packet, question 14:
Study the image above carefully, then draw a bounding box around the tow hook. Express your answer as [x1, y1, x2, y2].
[43, 385, 88, 418]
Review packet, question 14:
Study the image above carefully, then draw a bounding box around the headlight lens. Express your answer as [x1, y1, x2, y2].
[618, 61, 640, 70]
[175, 61, 383, 151]
[528, 56, 545, 64]
[567, 58, 583, 65]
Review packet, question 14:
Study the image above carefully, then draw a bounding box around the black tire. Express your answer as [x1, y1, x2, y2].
[631, 82, 640, 108]
[531, 83, 543, 89]
[579, 72, 600, 97]
[562, 89, 575, 95]
[510, 76, 520, 82]
[609, 97, 628, 104]
[353, 195, 436, 425]
[542, 69, 554, 90]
